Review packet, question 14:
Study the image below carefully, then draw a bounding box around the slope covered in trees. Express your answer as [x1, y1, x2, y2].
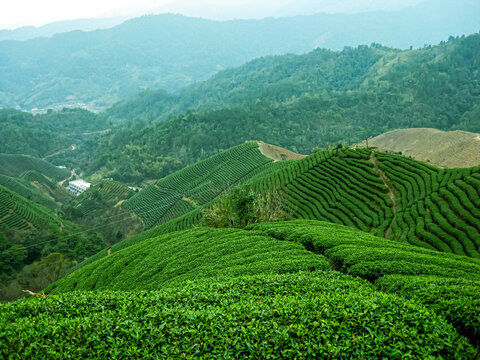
[1, 0, 478, 110]
[89, 34, 480, 182]
[1, 34, 479, 184]
[0, 109, 111, 170]
[3, 221, 478, 356]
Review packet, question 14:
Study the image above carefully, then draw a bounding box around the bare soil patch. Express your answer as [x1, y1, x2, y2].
[257, 141, 307, 162]
[359, 128, 480, 168]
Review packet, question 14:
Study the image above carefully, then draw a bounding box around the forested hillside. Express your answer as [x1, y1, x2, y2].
[0, 109, 111, 169]
[1, 0, 479, 110]
[2, 35, 478, 184]
[91, 34, 480, 183]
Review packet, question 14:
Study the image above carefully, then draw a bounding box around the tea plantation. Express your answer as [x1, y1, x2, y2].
[127, 147, 480, 257]
[0, 154, 69, 180]
[123, 141, 291, 228]
[0, 184, 64, 232]
[1, 221, 479, 357]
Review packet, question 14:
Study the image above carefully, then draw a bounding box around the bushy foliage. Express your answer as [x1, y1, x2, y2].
[375, 275, 480, 347]
[123, 142, 280, 227]
[204, 187, 290, 228]
[2, 272, 476, 359]
[47, 227, 328, 293]
[247, 220, 480, 347]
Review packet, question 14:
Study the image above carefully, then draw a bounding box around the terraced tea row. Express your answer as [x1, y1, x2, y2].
[83, 146, 480, 272]
[246, 147, 480, 258]
[48, 227, 329, 293]
[0, 185, 63, 232]
[0, 153, 69, 180]
[123, 142, 286, 228]
[247, 220, 480, 346]
[40, 221, 480, 353]
[3, 272, 474, 359]
[0, 174, 56, 209]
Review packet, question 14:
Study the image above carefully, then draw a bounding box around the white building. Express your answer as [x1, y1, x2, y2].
[68, 179, 91, 196]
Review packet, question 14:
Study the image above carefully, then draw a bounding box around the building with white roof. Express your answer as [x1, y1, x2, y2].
[68, 179, 91, 196]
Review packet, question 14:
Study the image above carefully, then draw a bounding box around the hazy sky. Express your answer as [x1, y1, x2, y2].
[0, 0, 425, 29]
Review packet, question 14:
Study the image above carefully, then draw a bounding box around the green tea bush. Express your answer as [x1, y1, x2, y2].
[375, 275, 480, 348]
[47, 227, 329, 293]
[1, 272, 476, 359]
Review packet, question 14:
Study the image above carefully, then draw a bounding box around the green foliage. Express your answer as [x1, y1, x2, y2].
[123, 142, 280, 228]
[2, 272, 476, 359]
[246, 220, 480, 347]
[375, 275, 480, 348]
[3, 5, 479, 110]
[0, 153, 69, 180]
[205, 187, 290, 228]
[0, 184, 64, 233]
[87, 34, 480, 182]
[47, 227, 329, 293]
[0, 253, 74, 302]
[0, 109, 110, 168]
[0, 174, 56, 209]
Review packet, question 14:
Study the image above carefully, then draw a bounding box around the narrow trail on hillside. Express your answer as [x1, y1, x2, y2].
[43, 144, 77, 161]
[369, 151, 397, 239]
[58, 170, 77, 186]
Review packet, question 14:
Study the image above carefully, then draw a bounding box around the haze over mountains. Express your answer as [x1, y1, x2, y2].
[0, 0, 479, 111]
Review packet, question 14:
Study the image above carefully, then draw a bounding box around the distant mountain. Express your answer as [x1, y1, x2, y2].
[361, 128, 480, 168]
[91, 34, 480, 183]
[1, 0, 479, 110]
[0, 17, 128, 42]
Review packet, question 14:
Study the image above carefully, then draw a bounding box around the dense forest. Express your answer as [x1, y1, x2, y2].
[0, 0, 479, 110]
[1, 34, 479, 184]
[94, 34, 480, 183]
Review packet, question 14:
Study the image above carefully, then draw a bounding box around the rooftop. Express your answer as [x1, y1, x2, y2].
[69, 179, 91, 188]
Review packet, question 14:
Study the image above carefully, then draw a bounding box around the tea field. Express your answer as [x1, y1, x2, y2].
[2, 221, 479, 357]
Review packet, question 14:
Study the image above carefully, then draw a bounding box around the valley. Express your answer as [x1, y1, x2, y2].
[1, 5, 480, 357]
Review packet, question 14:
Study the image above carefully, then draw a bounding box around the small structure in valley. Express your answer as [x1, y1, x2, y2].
[68, 179, 91, 196]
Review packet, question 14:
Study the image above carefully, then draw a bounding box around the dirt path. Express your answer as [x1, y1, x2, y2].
[369, 152, 397, 238]
[58, 170, 77, 186]
[43, 145, 77, 160]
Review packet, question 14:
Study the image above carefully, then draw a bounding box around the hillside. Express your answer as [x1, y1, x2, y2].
[0, 154, 69, 180]
[362, 128, 480, 168]
[0, 174, 58, 209]
[2, 35, 479, 184]
[123, 141, 295, 228]
[0, 109, 110, 168]
[0, 17, 128, 42]
[86, 146, 480, 268]
[2, 221, 478, 356]
[0, 184, 64, 233]
[1, 0, 479, 110]
[65, 179, 143, 244]
[89, 34, 480, 182]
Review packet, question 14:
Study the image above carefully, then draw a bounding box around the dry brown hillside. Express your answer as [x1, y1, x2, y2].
[257, 141, 307, 162]
[360, 128, 480, 168]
